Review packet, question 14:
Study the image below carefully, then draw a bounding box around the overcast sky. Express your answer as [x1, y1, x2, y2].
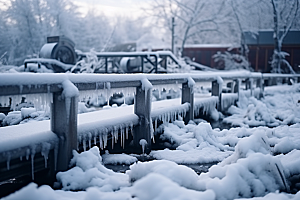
[73, 0, 151, 18]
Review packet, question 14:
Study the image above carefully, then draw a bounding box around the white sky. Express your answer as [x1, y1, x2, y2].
[73, 0, 151, 18]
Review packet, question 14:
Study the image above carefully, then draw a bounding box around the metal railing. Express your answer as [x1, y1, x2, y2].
[0, 71, 298, 182]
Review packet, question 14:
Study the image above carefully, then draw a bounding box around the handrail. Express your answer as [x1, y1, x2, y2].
[0, 71, 263, 95]
[0, 71, 298, 177]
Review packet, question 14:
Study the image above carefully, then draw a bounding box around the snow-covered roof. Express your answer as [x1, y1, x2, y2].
[184, 44, 239, 49]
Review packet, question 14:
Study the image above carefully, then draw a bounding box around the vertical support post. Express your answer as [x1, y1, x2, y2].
[51, 92, 78, 172]
[245, 78, 253, 96]
[140, 56, 144, 72]
[234, 79, 240, 94]
[181, 82, 194, 124]
[234, 79, 241, 102]
[154, 55, 158, 73]
[212, 80, 222, 111]
[105, 57, 108, 73]
[256, 77, 264, 99]
[133, 86, 152, 154]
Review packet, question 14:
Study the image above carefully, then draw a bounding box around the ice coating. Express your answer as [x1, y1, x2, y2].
[61, 80, 79, 120]
[187, 76, 195, 88]
[194, 96, 218, 117]
[77, 106, 139, 150]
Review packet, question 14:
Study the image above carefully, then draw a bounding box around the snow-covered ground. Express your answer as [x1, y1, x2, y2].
[2, 84, 300, 200]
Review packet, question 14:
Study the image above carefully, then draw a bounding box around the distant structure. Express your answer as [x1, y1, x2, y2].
[244, 30, 300, 72]
[181, 31, 300, 72]
[182, 44, 239, 70]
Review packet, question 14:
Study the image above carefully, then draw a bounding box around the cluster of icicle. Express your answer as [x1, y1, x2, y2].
[194, 97, 218, 117]
[0, 92, 52, 112]
[222, 93, 239, 110]
[77, 122, 134, 151]
[152, 103, 189, 133]
[78, 84, 136, 106]
[2, 139, 58, 180]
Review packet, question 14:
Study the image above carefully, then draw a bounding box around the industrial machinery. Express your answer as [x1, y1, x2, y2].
[24, 36, 182, 73]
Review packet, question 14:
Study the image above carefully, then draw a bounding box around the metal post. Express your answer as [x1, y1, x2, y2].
[51, 92, 78, 172]
[256, 77, 264, 99]
[245, 78, 253, 96]
[154, 55, 158, 73]
[181, 82, 194, 124]
[105, 57, 108, 73]
[234, 79, 240, 93]
[133, 85, 152, 154]
[141, 56, 144, 72]
[212, 80, 222, 111]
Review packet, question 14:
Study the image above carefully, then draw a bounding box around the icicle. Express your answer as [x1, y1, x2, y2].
[99, 132, 103, 150]
[77, 134, 82, 151]
[88, 132, 92, 149]
[114, 126, 118, 143]
[41, 142, 51, 168]
[121, 127, 125, 148]
[30, 145, 36, 180]
[94, 134, 97, 145]
[154, 118, 158, 130]
[125, 126, 129, 139]
[105, 82, 111, 106]
[104, 129, 108, 148]
[20, 156, 23, 161]
[150, 118, 155, 143]
[120, 126, 123, 148]
[83, 138, 86, 151]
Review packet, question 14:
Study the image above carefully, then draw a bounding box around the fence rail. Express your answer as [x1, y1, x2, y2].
[0, 71, 299, 182]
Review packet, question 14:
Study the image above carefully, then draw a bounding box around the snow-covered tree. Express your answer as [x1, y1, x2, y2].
[270, 0, 299, 74]
[213, 51, 251, 71]
[0, 0, 81, 65]
[145, 0, 231, 55]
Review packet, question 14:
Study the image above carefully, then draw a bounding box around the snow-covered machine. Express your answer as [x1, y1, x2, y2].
[24, 36, 76, 73]
[40, 36, 77, 65]
[24, 36, 184, 73]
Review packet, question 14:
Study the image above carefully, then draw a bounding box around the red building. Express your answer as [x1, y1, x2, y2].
[182, 31, 300, 73]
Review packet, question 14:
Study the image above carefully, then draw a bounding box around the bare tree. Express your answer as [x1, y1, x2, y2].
[145, 0, 230, 55]
[271, 0, 299, 74]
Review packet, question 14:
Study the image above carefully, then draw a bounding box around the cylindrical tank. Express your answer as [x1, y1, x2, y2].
[120, 57, 142, 72]
[39, 36, 77, 65]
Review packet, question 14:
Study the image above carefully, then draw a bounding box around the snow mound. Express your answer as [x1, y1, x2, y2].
[224, 92, 300, 127]
[151, 121, 233, 164]
[127, 173, 215, 200]
[102, 151, 137, 165]
[127, 159, 200, 190]
[56, 146, 129, 191]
